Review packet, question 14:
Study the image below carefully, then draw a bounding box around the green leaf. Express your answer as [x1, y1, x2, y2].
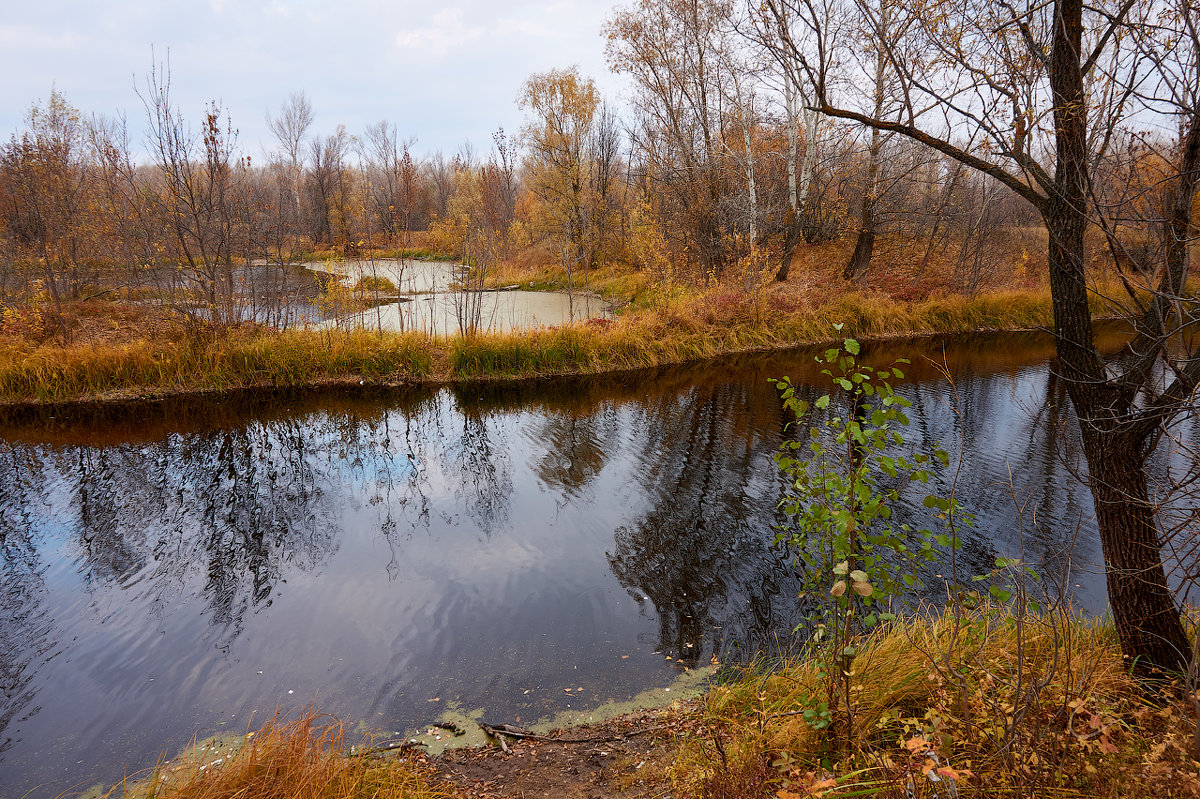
[844, 338, 860, 355]
[815, 395, 831, 410]
[989, 585, 1013, 602]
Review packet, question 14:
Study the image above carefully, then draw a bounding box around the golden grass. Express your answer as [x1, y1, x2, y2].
[0, 283, 1086, 405]
[671, 610, 1200, 799]
[96, 710, 460, 799]
[0, 328, 437, 404]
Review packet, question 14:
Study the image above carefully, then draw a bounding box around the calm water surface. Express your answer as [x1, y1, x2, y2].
[0, 333, 1184, 797]
[310, 259, 613, 333]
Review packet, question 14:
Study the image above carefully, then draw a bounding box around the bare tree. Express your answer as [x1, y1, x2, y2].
[749, 0, 841, 280]
[139, 60, 247, 327]
[305, 126, 352, 249]
[267, 91, 313, 223]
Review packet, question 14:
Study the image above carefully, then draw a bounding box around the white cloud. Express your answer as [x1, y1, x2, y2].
[394, 9, 485, 58]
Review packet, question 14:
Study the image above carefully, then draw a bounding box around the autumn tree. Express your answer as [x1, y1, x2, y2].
[426, 151, 456, 223]
[87, 113, 160, 289]
[363, 121, 424, 243]
[762, 0, 1200, 676]
[0, 90, 92, 334]
[519, 67, 610, 294]
[305, 125, 353, 249]
[605, 0, 738, 282]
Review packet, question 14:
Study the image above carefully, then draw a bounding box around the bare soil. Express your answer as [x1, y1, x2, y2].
[427, 707, 693, 799]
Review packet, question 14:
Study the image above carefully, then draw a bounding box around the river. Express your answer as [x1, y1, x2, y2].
[0, 331, 1192, 797]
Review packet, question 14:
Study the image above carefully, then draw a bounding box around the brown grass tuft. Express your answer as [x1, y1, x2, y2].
[99, 710, 460, 799]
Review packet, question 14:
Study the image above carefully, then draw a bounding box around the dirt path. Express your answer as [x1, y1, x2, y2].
[428, 707, 690, 799]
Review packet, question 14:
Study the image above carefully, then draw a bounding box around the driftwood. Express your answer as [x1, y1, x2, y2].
[349, 739, 428, 757]
[477, 721, 670, 748]
[355, 719, 673, 758]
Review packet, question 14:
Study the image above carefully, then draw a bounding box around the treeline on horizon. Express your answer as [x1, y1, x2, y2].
[0, 0, 1185, 336]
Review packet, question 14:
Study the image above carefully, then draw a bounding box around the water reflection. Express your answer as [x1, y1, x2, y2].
[0, 335, 1143, 797]
[609, 381, 797, 668]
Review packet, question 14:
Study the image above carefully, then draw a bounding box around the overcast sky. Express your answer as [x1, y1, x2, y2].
[1, 0, 630, 160]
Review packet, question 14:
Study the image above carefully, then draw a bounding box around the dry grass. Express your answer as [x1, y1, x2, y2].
[95, 710, 460, 799]
[0, 327, 438, 403]
[0, 284, 1076, 404]
[671, 609, 1200, 799]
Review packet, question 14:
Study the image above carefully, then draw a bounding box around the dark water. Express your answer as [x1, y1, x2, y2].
[0, 333, 1191, 797]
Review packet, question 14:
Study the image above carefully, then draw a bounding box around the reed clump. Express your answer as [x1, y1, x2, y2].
[98, 710, 460, 799]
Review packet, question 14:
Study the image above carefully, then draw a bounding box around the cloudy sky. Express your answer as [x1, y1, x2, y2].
[1, 0, 629, 159]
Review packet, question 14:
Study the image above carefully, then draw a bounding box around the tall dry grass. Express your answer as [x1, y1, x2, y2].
[671, 609, 1200, 799]
[96, 710, 459, 799]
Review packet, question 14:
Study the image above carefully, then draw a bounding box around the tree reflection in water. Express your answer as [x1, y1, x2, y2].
[608, 381, 801, 668]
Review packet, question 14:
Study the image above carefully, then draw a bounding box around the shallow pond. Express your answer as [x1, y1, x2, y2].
[0, 332, 1192, 797]
[308, 259, 613, 334]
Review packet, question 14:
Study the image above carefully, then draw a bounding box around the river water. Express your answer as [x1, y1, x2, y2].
[0, 332, 1192, 797]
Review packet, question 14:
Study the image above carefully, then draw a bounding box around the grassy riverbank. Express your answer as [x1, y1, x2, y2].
[0, 287, 1069, 406]
[92, 611, 1199, 799]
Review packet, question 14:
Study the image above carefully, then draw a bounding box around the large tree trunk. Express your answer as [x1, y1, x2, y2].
[1043, 170, 1190, 677]
[843, 9, 887, 283]
[844, 113, 881, 283]
[1044, 0, 1189, 676]
[1082, 428, 1190, 676]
